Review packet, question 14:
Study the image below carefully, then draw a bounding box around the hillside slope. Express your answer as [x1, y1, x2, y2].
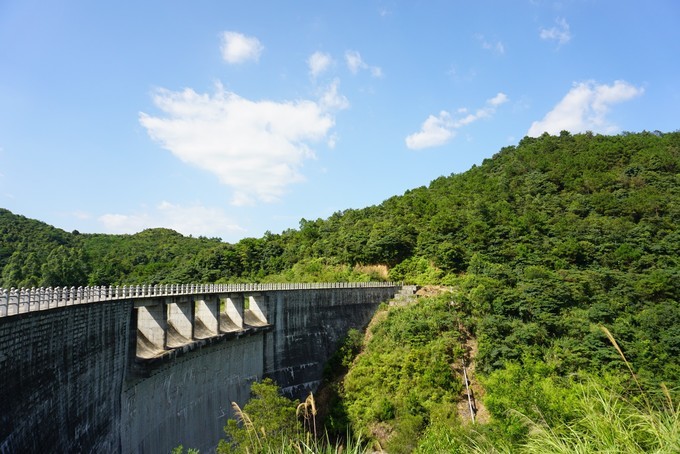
[3, 131, 679, 451]
[327, 131, 680, 452]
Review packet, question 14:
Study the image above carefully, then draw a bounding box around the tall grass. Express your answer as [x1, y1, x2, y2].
[443, 325, 680, 453]
[516, 326, 679, 453]
[520, 379, 678, 453]
[221, 428, 370, 454]
[297, 393, 318, 440]
[507, 326, 679, 453]
[230, 401, 263, 452]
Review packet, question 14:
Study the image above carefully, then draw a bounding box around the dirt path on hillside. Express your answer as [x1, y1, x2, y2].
[415, 286, 490, 425]
[454, 328, 490, 425]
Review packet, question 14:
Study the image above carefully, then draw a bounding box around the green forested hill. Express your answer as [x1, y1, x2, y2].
[2, 131, 679, 451]
[0, 209, 86, 287]
[2, 131, 678, 290]
[0, 212, 222, 287]
[270, 131, 680, 285]
[330, 131, 680, 452]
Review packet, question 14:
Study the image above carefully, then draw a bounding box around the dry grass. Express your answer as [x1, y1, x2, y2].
[297, 393, 318, 439]
[353, 264, 389, 280]
[231, 401, 262, 450]
[414, 285, 450, 297]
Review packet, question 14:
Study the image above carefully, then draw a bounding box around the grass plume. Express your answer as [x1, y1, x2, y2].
[297, 393, 318, 439]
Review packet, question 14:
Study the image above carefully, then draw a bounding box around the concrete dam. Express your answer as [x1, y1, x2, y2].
[0, 282, 400, 453]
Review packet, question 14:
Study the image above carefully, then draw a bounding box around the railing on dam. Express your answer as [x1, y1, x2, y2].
[0, 282, 397, 318]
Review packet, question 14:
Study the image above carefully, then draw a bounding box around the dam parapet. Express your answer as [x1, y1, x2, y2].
[0, 282, 396, 317]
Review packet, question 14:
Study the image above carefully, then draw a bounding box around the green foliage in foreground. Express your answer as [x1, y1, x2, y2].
[218, 378, 301, 454]
[203, 343, 678, 453]
[341, 296, 465, 453]
[338, 295, 679, 452]
[171, 445, 199, 454]
[517, 380, 679, 454]
[414, 378, 679, 453]
[216, 378, 371, 454]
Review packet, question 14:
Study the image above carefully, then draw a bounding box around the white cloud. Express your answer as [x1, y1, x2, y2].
[345, 50, 383, 77]
[488, 92, 509, 106]
[308, 51, 333, 78]
[406, 92, 509, 150]
[327, 132, 339, 149]
[98, 201, 246, 239]
[527, 80, 644, 137]
[139, 83, 338, 205]
[405, 112, 454, 150]
[345, 50, 363, 74]
[220, 31, 264, 64]
[370, 66, 384, 78]
[319, 79, 350, 111]
[540, 18, 572, 45]
[476, 34, 505, 55]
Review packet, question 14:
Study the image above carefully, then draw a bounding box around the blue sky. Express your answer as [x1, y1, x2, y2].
[1, 1, 679, 243]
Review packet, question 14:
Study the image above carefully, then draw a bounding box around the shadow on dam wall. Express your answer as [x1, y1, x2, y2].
[0, 285, 398, 453]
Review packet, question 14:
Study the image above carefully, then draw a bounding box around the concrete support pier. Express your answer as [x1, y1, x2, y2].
[136, 302, 166, 358]
[194, 297, 219, 339]
[221, 294, 244, 332]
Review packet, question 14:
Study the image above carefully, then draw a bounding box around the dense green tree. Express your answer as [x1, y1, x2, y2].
[40, 245, 89, 287]
[217, 378, 301, 453]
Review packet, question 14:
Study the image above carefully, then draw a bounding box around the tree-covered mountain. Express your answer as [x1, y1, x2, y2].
[326, 131, 680, 452]
[3, 130, 678, 290]
[0, 209, 87, 287]
[0, 211, 220, 288]
[2, 130, 679, 451]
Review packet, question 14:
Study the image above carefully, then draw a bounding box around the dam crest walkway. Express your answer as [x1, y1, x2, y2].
[0, 281, 397, 317]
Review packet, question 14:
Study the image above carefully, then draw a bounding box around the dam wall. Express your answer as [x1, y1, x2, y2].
[0, 283, 398, 453]
[0, 301, 133, 453]
[122, 333, 264, 453]
[263, 287, 394, 396]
